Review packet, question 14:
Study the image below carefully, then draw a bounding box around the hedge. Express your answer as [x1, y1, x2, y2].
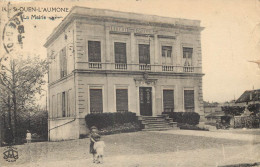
[162, 112, 200, 125]
[221, 106, 245, 116]
[85, 112, 138, 129]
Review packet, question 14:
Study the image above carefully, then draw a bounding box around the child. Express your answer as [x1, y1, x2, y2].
[93, 135, 105, 164]
[89, 126, 99, 163]
[26, 130, 31, 144]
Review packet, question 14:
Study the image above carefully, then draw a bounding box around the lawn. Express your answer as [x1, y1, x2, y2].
[0, 131, 249, 166]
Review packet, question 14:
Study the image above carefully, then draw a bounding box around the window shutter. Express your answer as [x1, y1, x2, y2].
[62, 92, 66, 117]
[139, 44, 150, 64]
[88, 41, 101, 62]
[163, 90, 174, 112]
[184, 90, 195, 112]
[62, 47, 67, 76]
[115, 42, 126, 63]
[116, 89, 128, 112]
[90, 89, 103, 114]
[57, 93, 61, 117]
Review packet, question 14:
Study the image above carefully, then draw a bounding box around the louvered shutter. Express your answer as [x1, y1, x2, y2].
[116, 89, 128, 112]
[62, 92, 66, 117]
[90, 89, 103, 114]
[88, 41, 101, 62]
[163, 90, 174, 112]
[115, 42, 126, 63]
[184, 90, 195, 112]
[139, 44, 150, 64]
[57, 93, 61, 117]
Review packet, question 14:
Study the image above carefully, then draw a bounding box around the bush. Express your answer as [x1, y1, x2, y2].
[162, 112, 200, 125]
[85, 112, 138, 129]
[178, 123, 209, 131]
[248, 104, 260, 115]
[99, 123, 140, 135]
[221, 106, 245, 116]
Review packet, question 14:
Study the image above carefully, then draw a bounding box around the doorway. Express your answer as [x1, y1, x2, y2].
[139, 87, 152, 116]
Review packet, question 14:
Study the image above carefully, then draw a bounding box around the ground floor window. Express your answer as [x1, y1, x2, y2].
[184, 90, 195, 112]
[90, 89, 103, 114]
[116, 89, 128, 112]
[163, 90, 174, 112]
[62, 92, 66, 117]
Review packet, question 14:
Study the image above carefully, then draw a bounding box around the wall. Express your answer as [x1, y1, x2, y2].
[47, 22, 75, 84]
[49, 118, 79, 141]
[76, 73, 203, 119]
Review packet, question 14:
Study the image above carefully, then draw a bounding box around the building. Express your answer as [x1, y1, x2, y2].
[44, 6, 205, 141]
[236, 89, 260, 105]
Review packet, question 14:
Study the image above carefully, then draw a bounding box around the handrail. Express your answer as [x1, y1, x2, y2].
[76, 62, 201, 73]
[48, 118, 76, 132]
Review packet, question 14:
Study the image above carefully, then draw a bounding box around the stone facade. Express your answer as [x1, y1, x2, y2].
[44, 6, 205, 141]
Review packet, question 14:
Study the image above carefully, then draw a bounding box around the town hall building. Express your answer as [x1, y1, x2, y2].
[44, 6, 204, 141]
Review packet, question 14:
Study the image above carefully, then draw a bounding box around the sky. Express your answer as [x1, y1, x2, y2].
[0, 0, 260, 105]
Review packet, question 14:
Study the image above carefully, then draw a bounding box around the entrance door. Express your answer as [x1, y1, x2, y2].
[139, 87, 152, 116]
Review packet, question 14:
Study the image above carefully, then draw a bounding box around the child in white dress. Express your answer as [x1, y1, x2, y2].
[93, 136, 105, 164]
[26, 130, 31, 143]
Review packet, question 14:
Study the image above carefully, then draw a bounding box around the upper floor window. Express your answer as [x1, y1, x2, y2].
[183, 47, 193, 66]
[88, 41, 101, 62]
[114, 42, 127, 64]
[139, 44, 150, 64]
[60, 47, 67, 78]
[162, 46, 172, 57]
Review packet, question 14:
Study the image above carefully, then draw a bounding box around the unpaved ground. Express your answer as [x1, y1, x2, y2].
[0, 130, 259, 167]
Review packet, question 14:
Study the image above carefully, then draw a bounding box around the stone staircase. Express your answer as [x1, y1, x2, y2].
[138, 114, 179, 131]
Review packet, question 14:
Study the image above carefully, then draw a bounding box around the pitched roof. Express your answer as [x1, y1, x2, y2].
[236, 89, 260, 103]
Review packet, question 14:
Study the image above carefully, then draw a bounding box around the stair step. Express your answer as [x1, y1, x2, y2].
[139, 115, 179, 131]
[148, 124, 170, 127]
[142, 128, 172, 131]
[143, 118, 165, 121]
[143, 120, 165, 123]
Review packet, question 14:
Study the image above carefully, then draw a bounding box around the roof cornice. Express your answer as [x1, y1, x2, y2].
[44, 6, 204, 48]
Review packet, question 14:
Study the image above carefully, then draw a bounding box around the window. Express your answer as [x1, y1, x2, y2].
[183, 47, 193, 66]
[62, 92, 66, 117]
[90, 89, 103, 114]
[184, 90, 195, 112]
[116, 89, 128, 112]
[57, 93, 61, 117]
[88, 41, 101, 62]
[114, 42, 127, 63]
[162, 46, 172, 57]
[163, 90, 174, 112]
[51, 95, 55, 118]
[139, 44, 150, 64]
[59, 47, 67, 78]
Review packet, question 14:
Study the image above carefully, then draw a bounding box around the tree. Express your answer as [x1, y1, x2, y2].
[0, 55, 48, 144]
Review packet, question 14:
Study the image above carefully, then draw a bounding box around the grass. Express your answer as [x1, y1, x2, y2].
[0, 131, 249, 166]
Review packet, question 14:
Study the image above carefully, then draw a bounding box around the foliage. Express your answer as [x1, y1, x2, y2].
[162, 112, 200, 125]
[85, 112, 138, 129]
[98, 122, 140, 135]
[234, 115, 259, 129]
[221, 106, 245, 116]
[247, 104, 260, 116]
[0, 55, 48, 144]
[178, 123, 209, 131]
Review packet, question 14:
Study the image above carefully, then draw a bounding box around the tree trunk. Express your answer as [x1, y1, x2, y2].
[11, 60, 18, 144]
